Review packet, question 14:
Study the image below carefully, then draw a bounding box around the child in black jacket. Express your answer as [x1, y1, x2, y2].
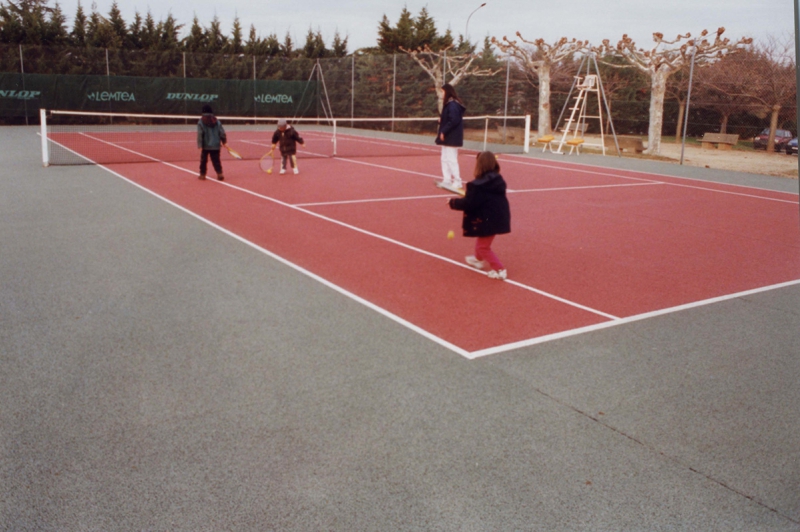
[269, 119, 304, 174]
[448, 151, 511, 280]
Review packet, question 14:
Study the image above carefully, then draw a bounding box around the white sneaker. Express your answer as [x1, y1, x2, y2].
[465, 256, 486, 270]
[279, 168, 286, 175]
[293, 167, 299, 175]
[488, 269, 507, 280]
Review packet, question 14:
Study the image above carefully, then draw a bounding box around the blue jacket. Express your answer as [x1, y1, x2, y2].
[197, 113, 227, 150]
[436, 98, 466, 147]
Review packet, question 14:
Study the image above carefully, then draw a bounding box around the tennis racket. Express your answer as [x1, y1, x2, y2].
[435, 180, 465, 196]
[224, 145, 243, 160]
[259, 150, 276, 174]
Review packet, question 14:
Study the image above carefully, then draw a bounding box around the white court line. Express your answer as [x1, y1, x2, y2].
[467, 279, 800, 359]
[56, 133, 800, 358]
[74, 134, 619, 350]
[509, 182, 663, 195]
[241, 136, 444, 180]
[499, 154, 800, 203]
[210, 179, 620, 322]
[296, 193, 452, 207]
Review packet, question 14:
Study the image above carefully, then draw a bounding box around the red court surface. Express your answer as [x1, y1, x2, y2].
[50, 129, 800, 357]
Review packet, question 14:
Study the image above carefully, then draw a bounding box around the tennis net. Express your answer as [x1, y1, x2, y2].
[40, 110, 531, 166]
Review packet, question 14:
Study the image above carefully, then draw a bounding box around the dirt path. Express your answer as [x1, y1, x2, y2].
[651, 142, 799, 179]
[470, 128, 799, 179]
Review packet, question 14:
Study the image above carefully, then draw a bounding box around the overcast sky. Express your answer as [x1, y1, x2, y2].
[57, 0, 794, 52]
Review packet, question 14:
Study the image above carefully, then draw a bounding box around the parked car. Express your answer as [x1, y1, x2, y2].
[786, 138, 798, 155]
[753, 128, 793, 151]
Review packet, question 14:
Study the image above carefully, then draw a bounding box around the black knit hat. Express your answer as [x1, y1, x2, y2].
[202, 104, 213, 114]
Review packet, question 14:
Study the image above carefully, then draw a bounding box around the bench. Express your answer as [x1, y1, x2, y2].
[604, 136, 645, 153]
[537, 134, 555, 152]
[565, 137, 585, 155]
[700, 133, 739, 150]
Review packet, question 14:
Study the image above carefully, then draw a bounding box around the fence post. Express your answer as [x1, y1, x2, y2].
[502, 57, 511, 143]
[794, 0, 800, 228]
[183, 52, 187, 119]
[40, 109, 48, 166]
[20, 45, 29, 125]
[524, 114, 531, 153]
[391, 53, 397, 131]
[351, 55, 355, 126]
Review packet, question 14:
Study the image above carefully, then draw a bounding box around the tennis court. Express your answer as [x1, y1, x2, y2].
[3, 123, 800, 529]
[45, 118, 800, 357]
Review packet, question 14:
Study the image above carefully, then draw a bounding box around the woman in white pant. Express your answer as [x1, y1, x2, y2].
[436, 83, 466, 189]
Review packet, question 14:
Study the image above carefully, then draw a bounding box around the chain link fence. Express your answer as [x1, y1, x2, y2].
[1, 43, 795, 149]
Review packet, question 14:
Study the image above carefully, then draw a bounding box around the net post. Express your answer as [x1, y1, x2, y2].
[332, 119, 337, 156]
[483, 117, 489, 151]
[40, 108, 49, 167]
[523, 114, 531, 153]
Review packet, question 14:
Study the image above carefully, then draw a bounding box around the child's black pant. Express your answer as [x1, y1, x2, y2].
[200, 149, 222, 175]
[281, 153, 297, 169]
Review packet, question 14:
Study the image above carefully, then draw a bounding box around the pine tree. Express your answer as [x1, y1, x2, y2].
[141, 10, 156, 49]
[245, 24, 261, 55]
[155, 13, 181, 51]
[377, 8, 413, 53]
[227, 16, 243, 54]
[332, 30, 348, 57]
[412, 7, 436, 49]
[377, 7, 452, 53]
[127, 11, 142, 49]
[264, 33, 280, 56]
[282, 32, 293, 58]
[184, 16, 206, 52]
[205, 15, 226, 53]
[86, 5, 120, 48]
[0, 0, 64, 44]
[107, 1, 126, 46]
[69, 0, 86, 46]
[43, 1, 68, 45]
[302, 27, 326, 59]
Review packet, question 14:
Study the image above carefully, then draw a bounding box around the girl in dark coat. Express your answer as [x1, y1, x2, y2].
[448, 151, 511, 280]
[436, 83, 466, 190]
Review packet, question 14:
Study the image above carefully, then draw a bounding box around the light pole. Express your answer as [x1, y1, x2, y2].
[795, 0, 800, 227]
[465, 2, 487, 44]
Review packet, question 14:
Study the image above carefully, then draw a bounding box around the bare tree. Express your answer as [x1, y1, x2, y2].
[665, 65, 693, 141]
[492, 34, 588, 136]
[599, 28, 751, 154]
[595, 63, 646, 134]
[693, 50, 761, 135]
[745, 36, 796, 152]
[400, 44, 501, 112]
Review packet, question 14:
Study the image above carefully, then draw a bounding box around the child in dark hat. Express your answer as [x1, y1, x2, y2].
[269, 118, 304, 174]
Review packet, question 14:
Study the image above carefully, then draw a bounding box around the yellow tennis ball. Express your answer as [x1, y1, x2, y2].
[447, 230, 455, 240]
[267, 168, 272, 174]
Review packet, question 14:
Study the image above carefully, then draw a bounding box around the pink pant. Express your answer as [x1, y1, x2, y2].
[475, 236, 504, 271]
